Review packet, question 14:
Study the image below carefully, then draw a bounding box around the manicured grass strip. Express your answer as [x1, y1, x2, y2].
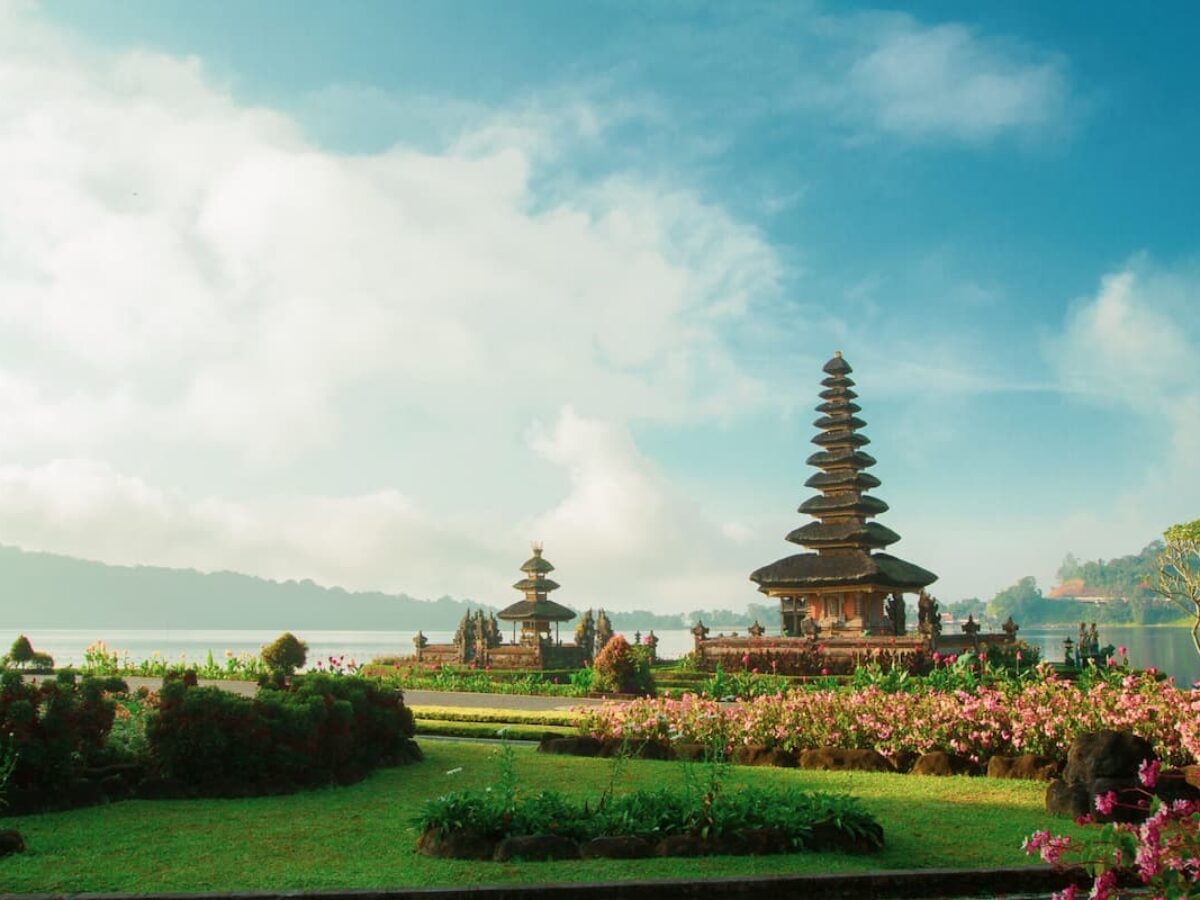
[409, 706, 581, 727]
[0, 740, 1087, 894]
[414, 720, 574, 740]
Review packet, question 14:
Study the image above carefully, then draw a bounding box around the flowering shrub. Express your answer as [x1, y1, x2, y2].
[82, 641, 268, 681]
[592, 635, 655, 695]
[577, 671, 1200, 765]
[1024, 760, 1200, 899]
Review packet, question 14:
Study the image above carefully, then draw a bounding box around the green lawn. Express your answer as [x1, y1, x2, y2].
[0, 740, 1083, 894]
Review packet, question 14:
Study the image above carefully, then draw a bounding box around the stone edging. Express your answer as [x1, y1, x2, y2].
[0, 865, 1089, 900]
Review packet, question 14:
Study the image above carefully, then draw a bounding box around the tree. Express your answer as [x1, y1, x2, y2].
[986, 576, 1045, 623]
[1152, 519, 1200, 658]
[261, 632, 308, 676]
[5, 635, 34, 668]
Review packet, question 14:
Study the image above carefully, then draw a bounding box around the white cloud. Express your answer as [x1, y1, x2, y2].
[807, 13, 1071, 144]
[0, 5, 781, 611]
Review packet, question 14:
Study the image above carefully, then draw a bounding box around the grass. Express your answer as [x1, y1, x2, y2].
[408, 705, 581, 726]
[0, 739, 1085, 894]
[413, 719, 573, 740]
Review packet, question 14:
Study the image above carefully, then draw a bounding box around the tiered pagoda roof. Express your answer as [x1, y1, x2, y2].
[497, 545, 576, 622]
[750, 352, 937, 593]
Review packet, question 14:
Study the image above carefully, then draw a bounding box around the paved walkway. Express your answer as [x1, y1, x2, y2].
[76, 676, 608, 710]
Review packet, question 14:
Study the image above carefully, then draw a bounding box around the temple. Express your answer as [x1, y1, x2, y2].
[496, 544, 576, 645]
[750, 351, 936, 636]
[407, 544, 588, 670]
[693, 352, 1018, 673]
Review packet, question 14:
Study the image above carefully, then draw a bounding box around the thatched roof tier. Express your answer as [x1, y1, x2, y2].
[511, 577, 561, 593]
[799, 494, 889, 517]
[820, 375, 855, 390]
[805, 449, 877, 470]
[812, 430, 870, 448]
[497, 597, 576, 622]
[804, 471, 882, 491]
[786, 520, 900, 548]
[816, 400, 861, 415]
[818, 386, 858, 401]
[520, 552, 555, 575]
[822, 352, 852, 376]
[813, 415, 866, 431]
[750, 551, 936, 592]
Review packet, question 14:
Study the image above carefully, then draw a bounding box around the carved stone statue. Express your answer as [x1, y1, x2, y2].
[961, 614, 981, 646]
[800, 615, 821, 639]
[453, 611, 477, 662]
[1002, 616, 1019, 641]
[748, 620, 766, 638]
[886, 594, 906, 636]
[917, 591, 942, 638]
[690, 619, 710, 649]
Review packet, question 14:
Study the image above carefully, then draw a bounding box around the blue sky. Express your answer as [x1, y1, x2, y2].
[0, 0, 1196, 612]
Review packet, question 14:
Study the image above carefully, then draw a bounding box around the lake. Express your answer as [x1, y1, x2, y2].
[4, 624, 1197, 687]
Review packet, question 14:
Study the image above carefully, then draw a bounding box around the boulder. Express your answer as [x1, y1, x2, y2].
[654, 834, 708, 857]
[734, 745, 796, 767]
[738, 827, 792, 855]
[415, 827, 496, 860]
[493, 833, 580, 862]
[987, 754, 1061, 782]
[797, 748, 892, 773]
[806, 819, 884, 853]
[1155, 767, 1200, 803]
[135, 777, 190, 800]
[599, 739, 667, 760]
[1089, 777, 1148, 823]
[887, 751, 919, 773]
[910, 752, 973, 777]
[0, 830, 25, 857]
[579, 835, 653, 859]
[669, 742, 708, 762]
[538, 735, 603, 757]
[1045, 778, 1091, 818]
[1063, 731, 1155, 784]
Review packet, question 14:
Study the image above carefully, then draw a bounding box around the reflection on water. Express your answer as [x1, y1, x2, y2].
[3, 624, 1197, 687]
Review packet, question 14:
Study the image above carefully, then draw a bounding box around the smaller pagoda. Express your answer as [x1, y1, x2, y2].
[497, 543, 576, 645]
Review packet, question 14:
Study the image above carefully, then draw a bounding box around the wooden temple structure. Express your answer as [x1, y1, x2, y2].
[693, 352, 1019, 673]
[408, 544, 588, 670]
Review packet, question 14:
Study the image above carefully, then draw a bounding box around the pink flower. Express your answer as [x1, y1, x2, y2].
[1094, 791, 1118, 815]
[1138, 758, 1161, 789]
[1117, 645, 1127, 656]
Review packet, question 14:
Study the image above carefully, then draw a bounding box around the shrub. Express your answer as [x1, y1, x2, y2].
[146, 673, 418, 790]
[2, 635, 53, 671]
[0, 670, 125, 791]
[591, 635, 655, 695]
[261, 632, 308, 676]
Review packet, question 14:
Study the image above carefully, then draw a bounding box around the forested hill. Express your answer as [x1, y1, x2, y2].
[1052, 542, 1162, 602]
[0, 544, 493, 630]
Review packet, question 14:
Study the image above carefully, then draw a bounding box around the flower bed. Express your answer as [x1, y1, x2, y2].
[576, 671, 1200, 767]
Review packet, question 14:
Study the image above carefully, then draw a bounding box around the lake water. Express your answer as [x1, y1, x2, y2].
[4, 624, 1197, 687]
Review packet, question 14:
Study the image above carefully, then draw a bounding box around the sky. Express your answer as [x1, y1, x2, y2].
[0, 0, 1197, 614]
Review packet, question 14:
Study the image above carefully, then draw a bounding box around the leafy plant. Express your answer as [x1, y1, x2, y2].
[261, 632, 308, 677]
[591, 635, 655, 695]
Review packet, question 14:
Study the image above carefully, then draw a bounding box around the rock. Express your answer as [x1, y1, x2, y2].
[135, 777, 190, 800]
[416, 827, 496, 860]
[669, 742, 708, 762]
[599, 739, 667, 760]
[0, 830, 25, 857]
[806, 819, 884, 853]
[1089, 777, 1149, 823]
[738, 827, 792, 855]
[797, 748, 892, 772]
[1156, 768, 1200, 803]
[1063, 730, 1155, 784]
[580, 836, 653, 859]
[492, 833, 580, 862]
[987, 754, 1061, 782]
[538, 735, 602, 757]
[654, 834, 708, 857]
[65, 778, 106, 809]
[1045, 778, 1091, 818]
[887, 751, 919, 773]
[734, 745, 796, 767]
[910, 752, 973, 776]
